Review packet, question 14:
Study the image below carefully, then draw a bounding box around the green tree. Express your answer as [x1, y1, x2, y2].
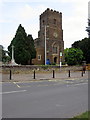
[8, 24, 36, 65]
[72, 38, 90, 63]
[64, 48, 83, 65]
[26, 35, 36, 64]
[0, 45, 11, 63]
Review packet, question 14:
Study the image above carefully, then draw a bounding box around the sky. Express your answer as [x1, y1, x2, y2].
[0, 0, 89, 50]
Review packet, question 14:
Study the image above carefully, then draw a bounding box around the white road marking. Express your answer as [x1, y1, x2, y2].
[13, 82, 21, 88]
[73, 82, 88, 86]
[67, 82, 88, 87]
[0, 90, 27, 95]
[56, 104, 64, 107]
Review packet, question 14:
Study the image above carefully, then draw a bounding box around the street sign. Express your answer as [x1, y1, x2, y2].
[60, 52, 62, 56]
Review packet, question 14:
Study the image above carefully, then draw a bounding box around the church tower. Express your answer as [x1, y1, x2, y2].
[33, 8, 64, 65]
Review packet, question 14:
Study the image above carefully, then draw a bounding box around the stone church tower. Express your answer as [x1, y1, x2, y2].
[32, 8, 64, 65]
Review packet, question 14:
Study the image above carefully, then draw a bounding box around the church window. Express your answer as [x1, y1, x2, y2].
[54, 19, 56, 24]
[42, 20, 45, 25]
[53, 46, 57, 53]
[52, 43, 58, 54]
[38, 55, 41, 60]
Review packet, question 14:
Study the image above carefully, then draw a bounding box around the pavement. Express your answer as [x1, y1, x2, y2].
[2, 70, 88, 82]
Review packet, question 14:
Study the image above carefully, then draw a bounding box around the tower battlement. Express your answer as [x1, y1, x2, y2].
[40, 8, 62, 17]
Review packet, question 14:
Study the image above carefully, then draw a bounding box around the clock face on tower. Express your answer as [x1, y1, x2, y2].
[53, 32, 58, 38]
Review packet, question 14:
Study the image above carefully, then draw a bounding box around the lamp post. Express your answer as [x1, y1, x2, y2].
[45, 25, 46, 65]
[44, 25, 49, 65]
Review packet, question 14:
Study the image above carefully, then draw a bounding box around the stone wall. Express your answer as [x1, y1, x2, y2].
[2, 65, 83, 74]
[32, 47, 45, 65]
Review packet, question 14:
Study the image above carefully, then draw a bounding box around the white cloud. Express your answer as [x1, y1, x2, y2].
[1, 0, 64, 3]
[0, 34, 14, 49]
[19, 4, 46, 21]
[0, 19, 12, 23]
[0, 4, 48, 49]
[0, 0, 89, 50]
[0, 0, 3, 2]
[61, 0, 88, 48]
[61, 0, 88, 3]
[15, 4, 47, 38]
[20, 5, 36, 20]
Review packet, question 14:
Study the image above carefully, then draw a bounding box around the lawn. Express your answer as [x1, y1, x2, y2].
[69, 111, 90, 120]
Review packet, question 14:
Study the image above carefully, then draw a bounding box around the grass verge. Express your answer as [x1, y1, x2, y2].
[69, 111, 90, 120]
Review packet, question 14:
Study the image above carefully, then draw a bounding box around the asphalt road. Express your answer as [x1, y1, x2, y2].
[2, 77, 88, 118]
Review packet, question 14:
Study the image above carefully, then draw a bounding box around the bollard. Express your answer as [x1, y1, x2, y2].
[53, 70, 55, 78]
[83, 69, 85, 74]
[68, 70, 70, 77]
[82, 70, 83, 77]
[33, 70, 35, 79]
[10, 69, 12, 80]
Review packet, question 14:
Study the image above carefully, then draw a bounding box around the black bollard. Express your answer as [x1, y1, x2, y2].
[82, 70, 83, 77]
[33, 70, 35, 79]
[10, 69, 12, 80]
[83, 69, 85, 74]
[68, 70, 70, 77]
[53, 70, 55, 78]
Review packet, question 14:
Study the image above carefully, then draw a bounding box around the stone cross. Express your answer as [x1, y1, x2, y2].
[11, 45, 18, 65]
[12, 45, 14, 62]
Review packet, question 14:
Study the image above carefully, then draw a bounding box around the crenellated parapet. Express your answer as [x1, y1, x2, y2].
[40, 8, 62, 19]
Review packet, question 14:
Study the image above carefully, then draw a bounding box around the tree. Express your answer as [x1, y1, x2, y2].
[64, 48, 83, 65]
[72, 38, 90, 63]
[0, 45, 11, 63]
[27, 35, 36, 63]
[8, 24, 36, 65]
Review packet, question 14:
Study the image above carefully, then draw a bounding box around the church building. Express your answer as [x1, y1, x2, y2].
[32, 8, 64, 65]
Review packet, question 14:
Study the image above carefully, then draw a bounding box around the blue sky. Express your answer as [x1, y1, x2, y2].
[0, 0, 89, 50]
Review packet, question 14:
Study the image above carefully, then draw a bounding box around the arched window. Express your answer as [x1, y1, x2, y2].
[53, 46, 57, 53]
[42, 20, 45, 25]
[52, 43, 58, 54]
[54, 19, 56, 24]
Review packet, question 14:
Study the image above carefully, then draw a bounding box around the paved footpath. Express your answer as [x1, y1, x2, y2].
[2, 70, 89, 82]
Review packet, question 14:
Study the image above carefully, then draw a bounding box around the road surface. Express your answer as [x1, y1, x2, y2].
[2, 77, 88, 118]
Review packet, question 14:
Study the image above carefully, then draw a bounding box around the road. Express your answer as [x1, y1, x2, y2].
[2, 77, 88, 118]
